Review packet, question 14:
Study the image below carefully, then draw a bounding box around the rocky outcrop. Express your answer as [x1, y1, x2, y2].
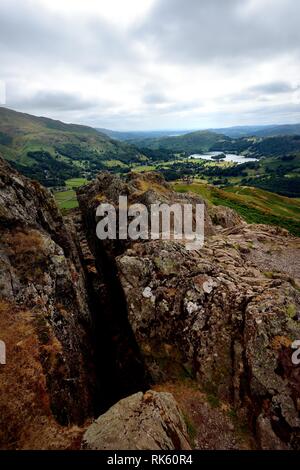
[78, 171, 300, 450]
[81, 390, 191, 450]
[208, 204, 245, 229]
[1, 162, 299, 450]
[0, 157, 98, 448]
[116, 232, 300, 449]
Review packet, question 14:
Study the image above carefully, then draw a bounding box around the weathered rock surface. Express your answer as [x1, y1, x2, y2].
[1, 161, 300, 451]
[0, 157, 97, 448]
[208, 204, 245, 229]
[78, 171, 300, 450]
[81, 390, 191, 450]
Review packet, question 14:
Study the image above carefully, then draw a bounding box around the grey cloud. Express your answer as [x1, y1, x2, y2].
[143, 98, 201, 114]
[222, 81, 298, 105]
[56, 101, 300, 131]
[161, 102, 201, 113]
[7, 90, 100, 112]
[143, 92, 168, 104]
[213, 102, 300, 127]
[0, 0, 299, 130]
[136, 0, 300, 65]
[0, 0, 137, 75]
[248, 81, 298, 94]
[220, 81, 300, 104]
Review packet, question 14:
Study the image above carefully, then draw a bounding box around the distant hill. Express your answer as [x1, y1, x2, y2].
[96, 128, 190, 141]
[249, 124, 300, 137]
[210, 134, 300, 157]
[208, 126, 270, 138]
[98, 124, 300, 142]
[134, 125, 300, 158]
[210, 124, 300, 138]
[130, 130, 230, 154]
[0, 107, 142, 186]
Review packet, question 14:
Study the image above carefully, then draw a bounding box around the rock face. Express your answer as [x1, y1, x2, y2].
[81, 390, 191, 450]
[1, 161, 300, 450]
[208, 204, 245, 229]
[78, 171, 300, 450]
[0, 157, 98, 448]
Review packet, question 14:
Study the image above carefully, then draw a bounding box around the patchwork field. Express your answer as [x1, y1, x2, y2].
[54, 177, 88, 211]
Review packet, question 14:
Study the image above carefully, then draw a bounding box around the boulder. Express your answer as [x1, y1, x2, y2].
[81, 390, 191, 450]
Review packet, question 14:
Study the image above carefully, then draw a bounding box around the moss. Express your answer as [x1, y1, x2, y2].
[286, 303, 297, 319]
[183, 412, 197, 443]
[232, 243, 241, 251]
[153, 256, 180, 276]
[227, 408, 238, 419]
[180, 363, 194, 379]
[263, 271, 275, 279]
[34, 315, 50, 345]
[207, 393, 220, 408]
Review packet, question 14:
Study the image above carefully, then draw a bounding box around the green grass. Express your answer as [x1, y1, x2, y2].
[54, 177, 87, 211]
[173, 182, 300, 237]
[54, 189, 78, 211]
[207, 394, 220, 408]
[102, 159, 128, 168]
[224, 186, 300, 219]
[132, 164, 156, 173]
[65, 177, 87, 189]
[183, 412, 197, 443]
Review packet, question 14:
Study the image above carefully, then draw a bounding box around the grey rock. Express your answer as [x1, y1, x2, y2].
[82, 390, 191, 450]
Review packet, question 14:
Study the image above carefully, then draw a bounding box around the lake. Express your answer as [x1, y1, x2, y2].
[190, 151, 258, 164]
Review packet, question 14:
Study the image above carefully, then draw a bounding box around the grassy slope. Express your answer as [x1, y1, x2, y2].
[0, 107, 142, 166]
[174, 182, 300, 237]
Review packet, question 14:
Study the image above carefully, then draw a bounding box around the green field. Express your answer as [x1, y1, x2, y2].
[173, 182, 300, 237]
[65, 177, 87, 188]
[132, 164, 156, 172]
[54, 177, 87, 211]
[54, 190, 78, 211]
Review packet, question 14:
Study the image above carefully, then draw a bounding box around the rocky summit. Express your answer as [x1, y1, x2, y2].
[0, 159, 299, 450]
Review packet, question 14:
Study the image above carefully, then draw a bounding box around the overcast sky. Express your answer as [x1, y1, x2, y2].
[0, 0, 300, 130]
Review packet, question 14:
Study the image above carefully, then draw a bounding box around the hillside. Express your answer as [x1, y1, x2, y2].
[0, 107, 142, 186]
[210, 134, 300, 157]
[98, 124, 300, 141]
[129, 130, 230, 154]
[130, 128, 300, 160]
[249, 124, 300, 138]
[210, 124, 300, 138]
[96, 128, 189, 141]
[174, 181, 300, 236]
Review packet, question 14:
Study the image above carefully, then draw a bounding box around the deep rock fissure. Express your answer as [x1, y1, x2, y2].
[74, 209, 149, 416]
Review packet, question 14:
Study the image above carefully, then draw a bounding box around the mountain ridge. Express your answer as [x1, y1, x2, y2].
[98, 124, 300, 141]
[0, 107, 143, 186]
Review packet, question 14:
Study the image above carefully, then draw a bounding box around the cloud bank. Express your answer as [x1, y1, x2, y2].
[0, 0, 299, 129]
